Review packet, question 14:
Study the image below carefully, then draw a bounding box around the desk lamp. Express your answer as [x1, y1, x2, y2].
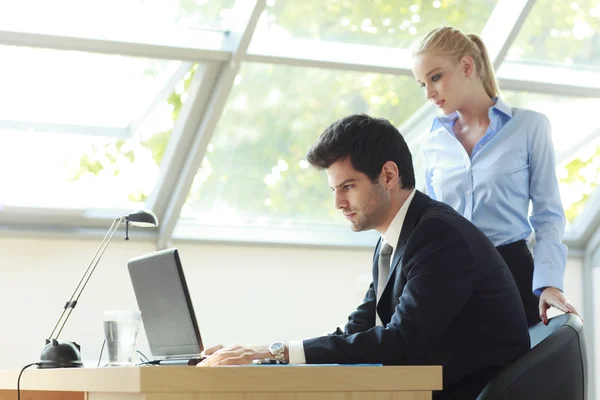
[38, 210, 159, 368]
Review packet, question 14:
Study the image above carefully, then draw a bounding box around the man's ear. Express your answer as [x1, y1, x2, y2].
[380, 161, 400, 189]
[460, 55, 474, 78]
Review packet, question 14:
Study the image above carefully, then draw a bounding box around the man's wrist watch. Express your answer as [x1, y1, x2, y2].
[268, 342, 286, 363]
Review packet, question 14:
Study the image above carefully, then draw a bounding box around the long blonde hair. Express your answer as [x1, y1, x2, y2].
[415, 27, 499, 99]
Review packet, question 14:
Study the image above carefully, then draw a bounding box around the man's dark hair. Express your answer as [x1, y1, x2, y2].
[306, 114, 415, 189]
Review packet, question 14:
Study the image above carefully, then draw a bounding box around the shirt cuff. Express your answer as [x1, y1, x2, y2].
[532, 240, 567, 296]
[288, 340, 306, 364]
[532, 263, 565, 296]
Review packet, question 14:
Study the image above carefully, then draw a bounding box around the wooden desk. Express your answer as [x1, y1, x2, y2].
[0, 365, 442, 400]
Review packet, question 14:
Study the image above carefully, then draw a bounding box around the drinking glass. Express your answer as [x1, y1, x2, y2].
[103, 310, 141, 367]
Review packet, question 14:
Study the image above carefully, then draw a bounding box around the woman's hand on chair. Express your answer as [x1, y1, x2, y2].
[539, 287, 581, 325]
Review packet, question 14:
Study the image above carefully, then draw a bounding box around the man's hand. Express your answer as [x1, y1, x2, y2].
[539, 287, 581, 325]
[197, 344, 272, 367]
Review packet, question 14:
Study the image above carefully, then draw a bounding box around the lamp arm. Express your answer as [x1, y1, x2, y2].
[48, 217, 125, 341]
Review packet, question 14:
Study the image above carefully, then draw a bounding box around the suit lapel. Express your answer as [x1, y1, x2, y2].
[379, 191, 429, 297]
[375, 191, 431, 324]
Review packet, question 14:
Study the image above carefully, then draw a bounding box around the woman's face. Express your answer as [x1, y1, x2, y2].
[412, 52, 470, 114]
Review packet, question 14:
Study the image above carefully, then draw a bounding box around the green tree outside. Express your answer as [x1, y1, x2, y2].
[71, 0, 600, 226]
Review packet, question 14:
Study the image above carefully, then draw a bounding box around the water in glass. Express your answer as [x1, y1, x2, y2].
[103, 319, 140, 366]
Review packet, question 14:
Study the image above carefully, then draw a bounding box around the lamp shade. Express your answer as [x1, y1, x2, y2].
[126, 210, 159, 227]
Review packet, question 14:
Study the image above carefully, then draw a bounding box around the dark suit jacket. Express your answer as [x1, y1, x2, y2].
[303, 190, 530, 400]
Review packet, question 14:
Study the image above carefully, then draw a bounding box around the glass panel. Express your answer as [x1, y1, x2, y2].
[506, 0, 600, 69]
[594, 265, 600, 399]
[0, 0, 235, 38]
[496, 61, 600, 91]
[177, 63, 424, 231]
[0, 64, 197, 209]
[253, 0, 498, 47]
[0, 45, 181, 129]
[502, 92, 600, 224]
[556, 143, 600, 224]
[502, 92, 600, 153]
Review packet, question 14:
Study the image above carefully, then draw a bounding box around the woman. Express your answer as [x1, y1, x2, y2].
[413, 26, 578, 326]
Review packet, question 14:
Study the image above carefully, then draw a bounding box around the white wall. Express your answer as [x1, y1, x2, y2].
[0, 236, 372, 368]
[0, 236, 585, 369]
[553, 257, 584, 318]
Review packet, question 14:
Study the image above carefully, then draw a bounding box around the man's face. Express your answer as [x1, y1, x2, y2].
[326, 158, 390, 232]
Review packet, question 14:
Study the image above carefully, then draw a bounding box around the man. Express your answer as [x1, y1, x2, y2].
[198, 114, 530, 400]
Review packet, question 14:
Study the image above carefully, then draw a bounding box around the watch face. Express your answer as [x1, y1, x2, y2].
[270, 342, 284, 353]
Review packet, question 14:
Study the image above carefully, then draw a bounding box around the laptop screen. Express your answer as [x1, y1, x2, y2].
[127, 248, 203, 358]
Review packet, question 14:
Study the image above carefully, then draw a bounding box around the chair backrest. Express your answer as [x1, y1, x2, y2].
[477, 313, 587, 400]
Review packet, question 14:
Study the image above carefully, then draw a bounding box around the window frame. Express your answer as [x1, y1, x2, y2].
[0, 0, 595, 251]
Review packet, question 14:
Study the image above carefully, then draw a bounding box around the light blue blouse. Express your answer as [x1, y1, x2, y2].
[421, 97, 567, 295]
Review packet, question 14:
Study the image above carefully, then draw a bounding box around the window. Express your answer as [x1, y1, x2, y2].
[502, 91, 600, 224]
[3, 0, 600, 247]
[557, 144, 600, 224]
[253, 0, 497, 48]
[174, 62, 422, 242]
[594, 264, 600, 399]
[506, 0, 600, 69]
[0, 45, 194, 209]
[0, 0, 236, 43]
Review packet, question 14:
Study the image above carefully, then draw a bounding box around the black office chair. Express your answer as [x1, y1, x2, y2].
[477, 313, 587, 400]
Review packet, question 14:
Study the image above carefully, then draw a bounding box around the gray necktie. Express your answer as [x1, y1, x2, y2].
[376, 242, 393, 327]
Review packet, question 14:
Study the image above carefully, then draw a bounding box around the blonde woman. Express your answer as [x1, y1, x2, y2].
[413, 26, 578, 327]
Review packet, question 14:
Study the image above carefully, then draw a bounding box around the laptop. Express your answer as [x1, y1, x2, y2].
[127, 248, 206, 365]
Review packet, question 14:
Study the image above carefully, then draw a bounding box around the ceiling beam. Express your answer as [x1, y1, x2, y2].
[156, 0, 267, 250]
[556, 128, 600, 164]
[0, 120, 127, 138]
[128, 62, 194, 137]
[145, 62, 222, 231]
[0, 29, 232, 61]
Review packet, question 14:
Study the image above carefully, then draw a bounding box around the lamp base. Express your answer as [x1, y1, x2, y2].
[38, 339, 84, 369]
